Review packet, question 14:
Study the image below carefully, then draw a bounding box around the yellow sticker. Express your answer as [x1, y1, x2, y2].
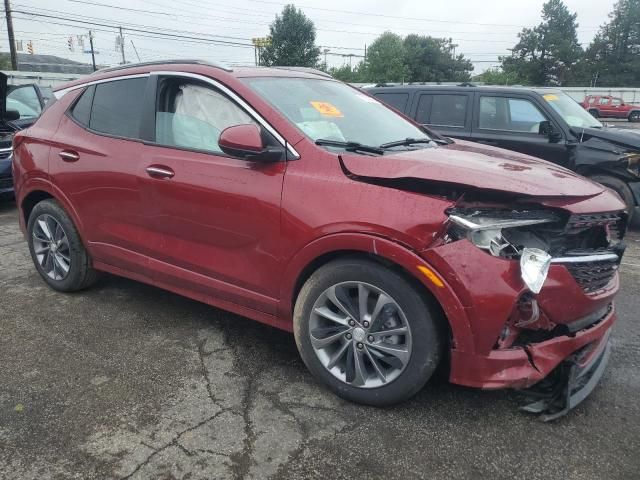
[543, 94, 558, 101]
[310, 101, 343, 117]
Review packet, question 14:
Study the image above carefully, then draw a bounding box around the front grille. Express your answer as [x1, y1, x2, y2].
[0, 177, 12, 190]
[565, 257, 620, 294]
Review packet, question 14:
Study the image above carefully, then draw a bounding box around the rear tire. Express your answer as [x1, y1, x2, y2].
[27, 199, 99, 292]
[590, 174, 635, 223]
[588, 109, 599, 118]
[293, 258, 443, 406]
[629, 111, 640, 123]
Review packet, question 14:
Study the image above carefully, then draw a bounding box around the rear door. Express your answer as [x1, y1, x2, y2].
[598, 97, 614, 117]
[410, 91, 472, 141]
[49, 75, 155, 272]
[470, 93, 569, 165]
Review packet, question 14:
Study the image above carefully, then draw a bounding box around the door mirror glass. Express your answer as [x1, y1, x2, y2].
[3, 108, 20, 121]
[218, 124, 283, 162]
[538, 120, 562, 142]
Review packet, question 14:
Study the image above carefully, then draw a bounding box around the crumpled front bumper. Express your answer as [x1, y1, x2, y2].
[518, 329, 612, 421]
[448, 303, 615, 390]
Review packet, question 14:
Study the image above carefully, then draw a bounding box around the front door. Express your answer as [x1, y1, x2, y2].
[139, 74, 287, 313]
[471, 93, 569, 167]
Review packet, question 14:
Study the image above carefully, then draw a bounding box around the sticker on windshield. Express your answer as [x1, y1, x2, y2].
[543, 94, 559, 101]
[310, 101, 343, 117]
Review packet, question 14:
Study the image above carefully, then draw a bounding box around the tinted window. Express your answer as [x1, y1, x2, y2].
[479, 96, 546, 133]
[374, 93, 409, 113]
[70, 85, 95, 126]
[429, 95, 467, 127]
[415, 94, 432, 124]
[155, 79, 255, 154]
[90, 78, 147, 138]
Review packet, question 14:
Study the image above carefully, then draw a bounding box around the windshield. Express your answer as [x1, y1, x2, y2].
[542, 92, 602, 129]
[242, 77, 430, 149]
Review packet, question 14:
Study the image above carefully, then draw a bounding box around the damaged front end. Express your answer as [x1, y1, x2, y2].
[428, 203, 627, 420]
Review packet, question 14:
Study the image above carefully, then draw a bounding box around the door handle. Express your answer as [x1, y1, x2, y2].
[58, 150, 79, 162]
[146, 165, 175, 179]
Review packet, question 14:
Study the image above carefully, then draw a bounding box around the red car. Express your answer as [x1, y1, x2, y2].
[12, 61, 626, 419]
[580, 94, 640, 122]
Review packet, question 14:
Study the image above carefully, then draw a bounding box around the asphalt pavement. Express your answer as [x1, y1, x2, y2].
[1, 199, 639, 480]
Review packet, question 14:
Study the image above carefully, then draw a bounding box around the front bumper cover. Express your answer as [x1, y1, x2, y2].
[519, 330, 612, 421]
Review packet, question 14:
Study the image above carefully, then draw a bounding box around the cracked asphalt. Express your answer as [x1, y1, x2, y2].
[1, 199, 639, 480]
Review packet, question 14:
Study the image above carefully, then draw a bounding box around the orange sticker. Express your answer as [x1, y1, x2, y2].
[310, 101, 343, 117]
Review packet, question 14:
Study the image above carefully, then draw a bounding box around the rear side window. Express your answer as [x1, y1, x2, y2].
[429, 95, 467, 127]
[89, 77, 147, 138]
[374, 93, 409, 113]
[70, 85, 95, 126]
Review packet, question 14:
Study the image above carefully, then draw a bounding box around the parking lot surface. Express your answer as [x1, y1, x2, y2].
[1, 199, 639, 480]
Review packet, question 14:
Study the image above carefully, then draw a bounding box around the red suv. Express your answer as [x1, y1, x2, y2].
[12, 61, 627, 418]
[580, 94, 640, 122]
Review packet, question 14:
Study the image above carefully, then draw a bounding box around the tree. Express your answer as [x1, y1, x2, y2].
[581, 0, 640, 86]
[0, 53, 11, 70]
[328, 63, 366, 83]
[472, 67, 517, 85]
[364, 32, 408, 83]
[403, 35, 473, 83]
[261, 5, 320, 67]
[501, 0, 583, 85]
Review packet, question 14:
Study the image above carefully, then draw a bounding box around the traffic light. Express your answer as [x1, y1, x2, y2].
[68, 37, 74, 51]
[27, 41, 33, 55]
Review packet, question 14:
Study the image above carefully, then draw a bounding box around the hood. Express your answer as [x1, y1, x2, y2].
[340, 140, 604, 198]
[578, 126, 640, 149]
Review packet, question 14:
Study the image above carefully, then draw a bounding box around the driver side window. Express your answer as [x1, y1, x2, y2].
[155, 78, 255, 154]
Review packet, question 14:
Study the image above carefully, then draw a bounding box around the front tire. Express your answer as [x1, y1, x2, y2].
[27, 199, 99, 292]
[293, 258, 443, 406]
[590, 174, 635, 223]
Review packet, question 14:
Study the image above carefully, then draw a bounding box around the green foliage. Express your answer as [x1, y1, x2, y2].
[403, 35, 473, 83]
[581, 0, 640, 86]
[364, 32, 408, 83]
[328, 63, 366, 83]
[472, 67, 518, 85]
[261, 4, 321, 67]
[501, 0, 582, 86]
[0, 54, 12, 70]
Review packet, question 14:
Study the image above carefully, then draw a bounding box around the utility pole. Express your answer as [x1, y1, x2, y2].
[118, 26, 126, 64]
[130, 40, 141, 62]
[323, 48, 329, 69]
[88, 30, 96, 71]
[3, 0, 18, 70]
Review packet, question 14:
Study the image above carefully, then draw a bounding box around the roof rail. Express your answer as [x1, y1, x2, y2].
[91, 59, 233, 75]
[272, 66, 333, 78]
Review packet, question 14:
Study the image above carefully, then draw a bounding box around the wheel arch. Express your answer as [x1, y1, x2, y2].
[279, 233, 475, 353]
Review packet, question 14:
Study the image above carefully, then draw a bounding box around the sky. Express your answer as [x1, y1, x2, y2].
[1, 0, 619, 73]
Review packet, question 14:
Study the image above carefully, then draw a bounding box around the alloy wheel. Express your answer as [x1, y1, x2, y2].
[309, 281, 413, 388]
[32, 214, 71, 281]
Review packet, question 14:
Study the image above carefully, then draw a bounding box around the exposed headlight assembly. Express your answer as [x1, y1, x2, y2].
[624, 152, 640, 177]
[447, 210, 559, 293]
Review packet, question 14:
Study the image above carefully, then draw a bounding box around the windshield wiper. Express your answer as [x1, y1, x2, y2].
[315, 139, 384, 155]
[379, 137, 433, 149]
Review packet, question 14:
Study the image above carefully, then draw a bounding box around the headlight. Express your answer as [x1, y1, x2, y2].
[624, 152, 640, 177]
[448, 210, 559, 256]
[447, 209, 559, 293]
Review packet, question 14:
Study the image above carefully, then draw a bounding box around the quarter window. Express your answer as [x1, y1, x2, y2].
[479, 96, 546, 133]
[89, 77, 147, 138]
[70, 85, 95, 127]
[155, 78, 255, 154]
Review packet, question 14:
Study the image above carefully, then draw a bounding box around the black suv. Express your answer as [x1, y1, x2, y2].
[367, 85, 640, 219]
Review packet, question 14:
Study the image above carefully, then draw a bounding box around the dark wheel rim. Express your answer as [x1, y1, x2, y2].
[309, 281, 412, 388]
[32, 214, 71, 280]
[631, 113, 640, 122]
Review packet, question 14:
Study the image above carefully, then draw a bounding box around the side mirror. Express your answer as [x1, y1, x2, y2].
[538, 120, 562, 143]
[3, 109, 20, 121]
[218, 124, 284, 162]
